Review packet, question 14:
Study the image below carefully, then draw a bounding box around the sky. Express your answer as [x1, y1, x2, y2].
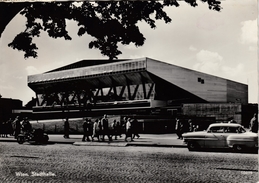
[0, 0, 257, 105]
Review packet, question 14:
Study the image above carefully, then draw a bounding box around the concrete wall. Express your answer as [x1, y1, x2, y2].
[147, 58, 248, 104]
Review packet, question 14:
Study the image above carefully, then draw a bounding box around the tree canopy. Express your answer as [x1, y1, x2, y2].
[5, 0, 222, 60]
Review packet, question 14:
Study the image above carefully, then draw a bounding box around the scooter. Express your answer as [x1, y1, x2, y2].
[17, 128, 49, 144]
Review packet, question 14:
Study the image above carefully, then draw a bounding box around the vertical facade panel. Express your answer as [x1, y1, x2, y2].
[147, 58, 247, 104]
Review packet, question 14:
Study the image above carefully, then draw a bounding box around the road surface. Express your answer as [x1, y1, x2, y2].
[0, 142, 257, 183]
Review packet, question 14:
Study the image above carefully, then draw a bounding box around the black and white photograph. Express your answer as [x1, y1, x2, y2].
[0, 0, 258, 182]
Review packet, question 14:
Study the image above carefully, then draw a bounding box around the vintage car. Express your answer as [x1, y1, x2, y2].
[182, 123, 258, 152]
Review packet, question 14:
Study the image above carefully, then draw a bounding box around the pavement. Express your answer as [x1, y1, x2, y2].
[0, 133, 187, 148]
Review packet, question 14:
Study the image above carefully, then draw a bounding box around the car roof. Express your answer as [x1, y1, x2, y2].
[208, 123, 241, 128]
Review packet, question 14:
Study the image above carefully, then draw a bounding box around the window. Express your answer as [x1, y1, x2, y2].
[209, 126, 224, 133]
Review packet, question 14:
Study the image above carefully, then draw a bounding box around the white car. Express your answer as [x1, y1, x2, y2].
[183, 123, 258, 152]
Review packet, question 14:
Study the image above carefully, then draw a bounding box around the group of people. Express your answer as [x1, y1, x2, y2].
[80, 114, 140, 142]
[175, 118, 199, 139]
[0, 118, 13, 137]
[0, 116, 33, 139]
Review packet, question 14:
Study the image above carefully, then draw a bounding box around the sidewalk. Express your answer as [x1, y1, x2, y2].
[0, 134, 187, 148]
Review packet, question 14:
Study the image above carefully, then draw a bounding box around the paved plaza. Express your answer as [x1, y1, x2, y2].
[0, 134, 258, 183]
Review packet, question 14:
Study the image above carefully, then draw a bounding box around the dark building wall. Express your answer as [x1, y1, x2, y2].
[0, 98, 23, 122]
[182, 103, 256, 127]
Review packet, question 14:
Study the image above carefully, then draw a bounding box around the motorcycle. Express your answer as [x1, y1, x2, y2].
[17, 128, 49, 144]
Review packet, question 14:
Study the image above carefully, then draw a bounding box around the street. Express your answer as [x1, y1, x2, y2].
[0, 142, 257, 183]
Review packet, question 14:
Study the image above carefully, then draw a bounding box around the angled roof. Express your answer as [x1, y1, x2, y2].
[46, 59, 130, 73]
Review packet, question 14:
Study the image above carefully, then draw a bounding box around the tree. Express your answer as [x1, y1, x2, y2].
[3, 0, 222, 60]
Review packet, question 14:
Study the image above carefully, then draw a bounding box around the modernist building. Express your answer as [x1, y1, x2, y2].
[27, 58, 249, 132]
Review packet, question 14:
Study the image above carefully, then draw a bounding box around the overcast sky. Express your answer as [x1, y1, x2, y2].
[0, 0, 257, 105]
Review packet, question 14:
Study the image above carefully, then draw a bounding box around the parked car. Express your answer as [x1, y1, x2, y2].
[183, 123, 258, 152]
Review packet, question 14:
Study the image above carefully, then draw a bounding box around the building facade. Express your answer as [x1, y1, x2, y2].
[27, 58, 250, 132]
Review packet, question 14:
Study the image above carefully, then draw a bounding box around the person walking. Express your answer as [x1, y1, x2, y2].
[132, 117, 140, 139]
[92, 119, 100, 141]
[13, 116, 21, 139]
[175, 118, 183, 139]
[6, 118, 14, 136]
[21, 117, 32, 135]
[101, 114, 111, 141]
[64, 118, 70, 139]
[125, 118, 133, 142]
[250, 113, 258, 133]
[82, 118, 93, 142]
[188, 119, 193, 132]
[1, 121, 6, 137]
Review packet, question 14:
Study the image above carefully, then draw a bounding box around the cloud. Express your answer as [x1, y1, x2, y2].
[240, 19, 257, 44]
[193, 50, 223, 75]
[26, 66, 40, 75]
[123, 43, 138, 50]
[189, 46, 197, 51]
[222, 63, 245, 78]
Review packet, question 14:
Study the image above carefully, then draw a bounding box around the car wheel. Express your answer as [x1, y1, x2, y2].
[17, 136, 25, 144]
[187, 142, 199, 151]
[43, 135, 49, 144]
[233, 145, 243, 152]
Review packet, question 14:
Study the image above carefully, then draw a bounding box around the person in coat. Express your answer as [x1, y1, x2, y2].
[92, 119, 100, 141]
[101, 114, 111, 141]
[125, 118, 133, 142]
[250, 113, 258, 133]
[64, 118, 70, 139]
[132, 117, 140, 139]
[13, 116, 21, 139]
[82, 118, 93, 141]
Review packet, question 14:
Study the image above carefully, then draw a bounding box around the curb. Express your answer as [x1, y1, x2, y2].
[73, 142, 127, 147]
[0, 139, 187, 148]
[73, 141, 187, 148]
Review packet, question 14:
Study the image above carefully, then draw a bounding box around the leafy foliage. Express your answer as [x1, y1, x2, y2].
[8, 0, 221, 60]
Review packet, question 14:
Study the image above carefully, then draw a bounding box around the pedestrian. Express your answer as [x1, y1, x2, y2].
[175, 118, 183, 139]
[82, 118, 93, 141]
[21, 117, 32, 135]
[112, 120, 119, 140]
[1, 121, 7, 137]
[188, 119, 193, 132]
[13, 116, 21, 139]
[121, 117, 127, 134]
[193, 125, 200, 131]
[92, 119, 100, 141]
[132, 117, 140, 139]
[64, 118, 70, 138]
[101, 114, 111, 141]
[125, 118, 133, 142]
[6, 118, 14, 136]
[250, 113, 258, 133]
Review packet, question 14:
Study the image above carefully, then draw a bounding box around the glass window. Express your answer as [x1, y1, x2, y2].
[209, 126, 224, 133]
[224, 127, 238, 133]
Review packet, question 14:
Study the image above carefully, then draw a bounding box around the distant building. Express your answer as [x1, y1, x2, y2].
[27, 57, 251, 132]
[0, 98, 23, 122]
